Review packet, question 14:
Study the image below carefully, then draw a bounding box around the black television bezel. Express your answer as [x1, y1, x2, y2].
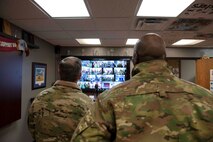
[61, 56, 131, 93]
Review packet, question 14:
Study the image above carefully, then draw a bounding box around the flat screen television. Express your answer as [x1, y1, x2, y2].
[75, 56, 131, 92]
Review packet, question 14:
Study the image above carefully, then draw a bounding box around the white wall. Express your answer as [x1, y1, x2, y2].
[0, 37, 56, 142]
[181, 60, 196, 82]
[166, 48, 213, 58]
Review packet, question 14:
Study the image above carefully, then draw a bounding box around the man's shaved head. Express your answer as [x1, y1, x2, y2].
[59, 57, 82, 82]
[132, 33, 166, 65]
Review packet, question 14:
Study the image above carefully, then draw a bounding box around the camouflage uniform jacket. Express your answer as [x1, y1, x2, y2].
[71, 60, 213, 142]
[28, 80, 92, 142]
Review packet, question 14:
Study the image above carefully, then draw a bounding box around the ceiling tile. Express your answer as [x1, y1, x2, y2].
[197, 40, 213, 47]
[47, 39, 79, 46]
[0, 0, 47, 20]
[97, 31, 129, 38]
[199, 23, 213, 33]
[54, 19, 96, 30]
[66, 31, 129, 38]
[88, 0, 139, 17]
[128, 31, 155, 38]
[94, 18, 131, 30]
[33, 31, 70, 39]
[66, 31, 99, 38]
[101, 39, 126, 46]
[161, 31, 197, 45]
[9, 19, 62, 32]
[195, 33, 213, 39]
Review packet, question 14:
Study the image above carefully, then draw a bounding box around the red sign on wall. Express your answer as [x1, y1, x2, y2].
[0, 36, 17, 52]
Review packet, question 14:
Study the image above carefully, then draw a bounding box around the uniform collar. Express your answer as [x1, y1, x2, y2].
[53, 80, 81, 90]
[132, 60, 171, 76]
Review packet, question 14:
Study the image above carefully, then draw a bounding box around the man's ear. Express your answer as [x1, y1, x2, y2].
[58, 68, 60, 73]
[78, 72, 82, 80]
[58, 68, 61, 77]
[132, 52, 138, 66]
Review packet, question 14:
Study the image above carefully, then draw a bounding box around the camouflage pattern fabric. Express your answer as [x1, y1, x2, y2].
[28, 80, 93, 142]
[71, 60, 213, 142]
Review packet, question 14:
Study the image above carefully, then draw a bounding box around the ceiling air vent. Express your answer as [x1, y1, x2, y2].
[135, 18, 168, 31]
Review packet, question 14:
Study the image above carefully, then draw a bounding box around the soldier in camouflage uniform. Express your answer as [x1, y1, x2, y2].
[71, 33, 213, 142]
[28, 57, 93, 142]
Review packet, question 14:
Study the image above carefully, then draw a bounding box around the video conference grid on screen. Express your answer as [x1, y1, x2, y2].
[78, 60, 127, 90]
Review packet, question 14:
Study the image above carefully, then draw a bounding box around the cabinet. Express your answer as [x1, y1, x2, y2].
[0, 52, 22, 127]
[196, 58, 213, 90]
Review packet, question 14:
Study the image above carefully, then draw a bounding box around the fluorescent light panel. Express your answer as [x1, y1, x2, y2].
[126, 39, 139, 45]
[76, 39, 101, 45]
[172, 39, 205, 46]
[137, 0, 195, 17]
[34, 0, 90, 18]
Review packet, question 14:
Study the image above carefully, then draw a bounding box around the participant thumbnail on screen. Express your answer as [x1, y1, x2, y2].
[92, 61, 103, 68]
[114, 68, 126, 75]
[103, 68, 113, 75]
[80, 73, 90, 81]
[102, 61, 114, 68]
[90, 68, 102, 75]
[102, 75, 114, 81]
[82, 60, 92, 67]
[82, 66, 90, 74]
[88, 75, 102, 82]
[78, 81, 90, 89]
[115, 75, 125, 82]
[101, 82, 113, 89]
[114, 61, 127, 67]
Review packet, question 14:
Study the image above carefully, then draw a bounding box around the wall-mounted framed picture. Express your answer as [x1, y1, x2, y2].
[32, 62, 47, 90]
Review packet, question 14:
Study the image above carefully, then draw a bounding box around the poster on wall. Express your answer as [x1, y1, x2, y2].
[32, 62, 47, 90]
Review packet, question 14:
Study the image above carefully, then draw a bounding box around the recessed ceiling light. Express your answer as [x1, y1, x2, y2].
[137, 0, 195, 17]
[126, 39, 139, 45]
[172, 39, 205, 46]
[76, 39, 101, 45]
[33, 0, 90, 18]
